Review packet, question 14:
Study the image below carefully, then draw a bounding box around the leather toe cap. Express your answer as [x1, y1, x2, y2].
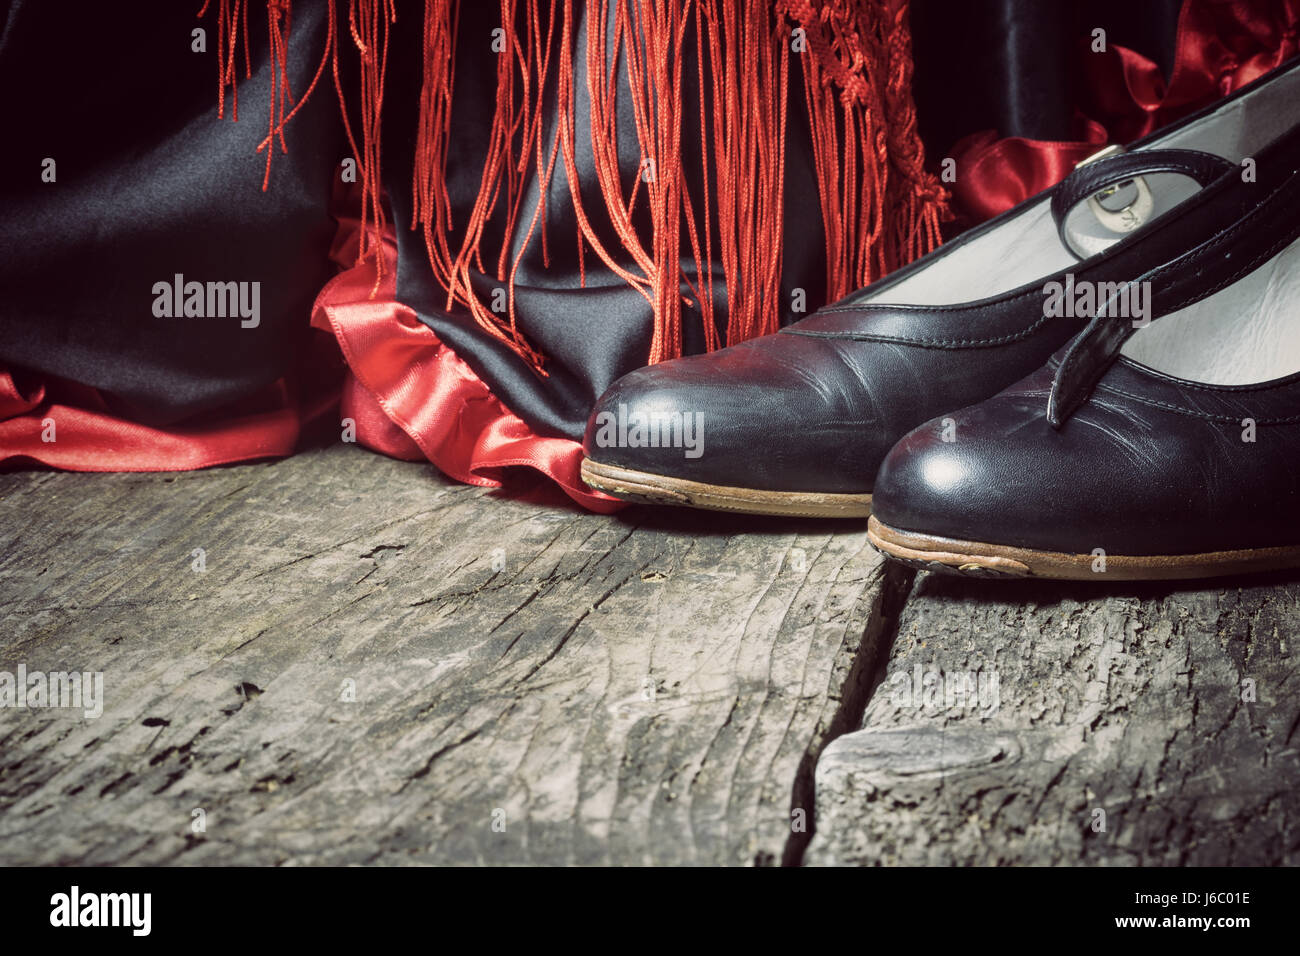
[582, 336, 884, 493]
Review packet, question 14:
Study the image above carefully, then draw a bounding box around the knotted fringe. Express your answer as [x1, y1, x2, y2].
[777, 0, 945, 300]
[201, 0, 946, 372]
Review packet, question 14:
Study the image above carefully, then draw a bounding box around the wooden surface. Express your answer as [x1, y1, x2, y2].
[0, 443, 897, 865]
[807, 571, 1300, 866]
[1, 442, 1295, 865]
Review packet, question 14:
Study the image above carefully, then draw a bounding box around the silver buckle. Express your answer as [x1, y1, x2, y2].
[1075, 145, 1153, 234]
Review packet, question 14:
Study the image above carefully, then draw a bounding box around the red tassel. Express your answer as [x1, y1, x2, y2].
[698, 0, 791, 349]
[198, 0, 251, 122]
[199, 0, 392, 284]
[777, 0, 948, 300]
[208, 1, 947, 373]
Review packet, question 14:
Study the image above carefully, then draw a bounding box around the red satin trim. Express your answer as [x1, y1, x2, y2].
[951, 0, 1300, 223]
[0, 368, 312, 472]
[0, 196, 620, 512]
[310, 229, 623, 513]
[949, 117, 1110, 222]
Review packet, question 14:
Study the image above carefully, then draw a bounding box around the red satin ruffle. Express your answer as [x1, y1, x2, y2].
[951, 0, 1300, 222]
[0, 153, 622, 511]
[310, 229, 622, 513]
[0, 222, 620, 512]
[0, 367, 321, 472]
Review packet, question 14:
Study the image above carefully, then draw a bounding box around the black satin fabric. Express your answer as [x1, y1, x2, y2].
[0, 0, 1191, 443]
[382, 2, 828, 441]
[910, 0, 1184, 155]
[0, 1, 343, 426]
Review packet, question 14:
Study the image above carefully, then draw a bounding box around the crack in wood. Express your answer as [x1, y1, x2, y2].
[781, 561, 915, 866]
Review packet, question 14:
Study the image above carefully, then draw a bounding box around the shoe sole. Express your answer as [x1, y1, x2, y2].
[580, 459, 873, 518]
[867, 516, 1300, 581]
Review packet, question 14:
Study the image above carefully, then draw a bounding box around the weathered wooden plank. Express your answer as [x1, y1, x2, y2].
[807, 570, 1300, 865]
[0, 443, 892, 865]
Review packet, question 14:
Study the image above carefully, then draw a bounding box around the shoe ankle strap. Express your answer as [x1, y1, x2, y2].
[1052, 147, 1236, 259]
[1046, 152, 1300, 429]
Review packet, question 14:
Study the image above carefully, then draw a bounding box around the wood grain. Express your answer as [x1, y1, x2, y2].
[807, 570, 1300, 865]
[0, 444, 891, 865]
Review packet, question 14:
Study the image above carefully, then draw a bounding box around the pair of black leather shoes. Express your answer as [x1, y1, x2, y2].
[581, 56, 1300, 581]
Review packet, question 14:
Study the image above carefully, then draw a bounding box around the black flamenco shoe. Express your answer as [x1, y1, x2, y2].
[868, 105, 1300, 580]
[581, 56, 1300, 518]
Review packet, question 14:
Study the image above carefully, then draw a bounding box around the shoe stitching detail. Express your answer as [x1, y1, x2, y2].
[1091, 381, 1300, 424]
[800, 171, 1248, 341]
[1160, 216, 1300, 315]
[814, 283, 1045, 317]
[783, 312, 1057, 349]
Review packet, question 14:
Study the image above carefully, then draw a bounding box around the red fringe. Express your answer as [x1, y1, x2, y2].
[778, 0, 945, 300]
[201, 0, 392, 278]
[201, 0, 947, 371]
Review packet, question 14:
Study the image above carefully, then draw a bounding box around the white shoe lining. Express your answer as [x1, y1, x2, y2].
[1121, 233, 1300, 385]
[852, 65, 1300, 308]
